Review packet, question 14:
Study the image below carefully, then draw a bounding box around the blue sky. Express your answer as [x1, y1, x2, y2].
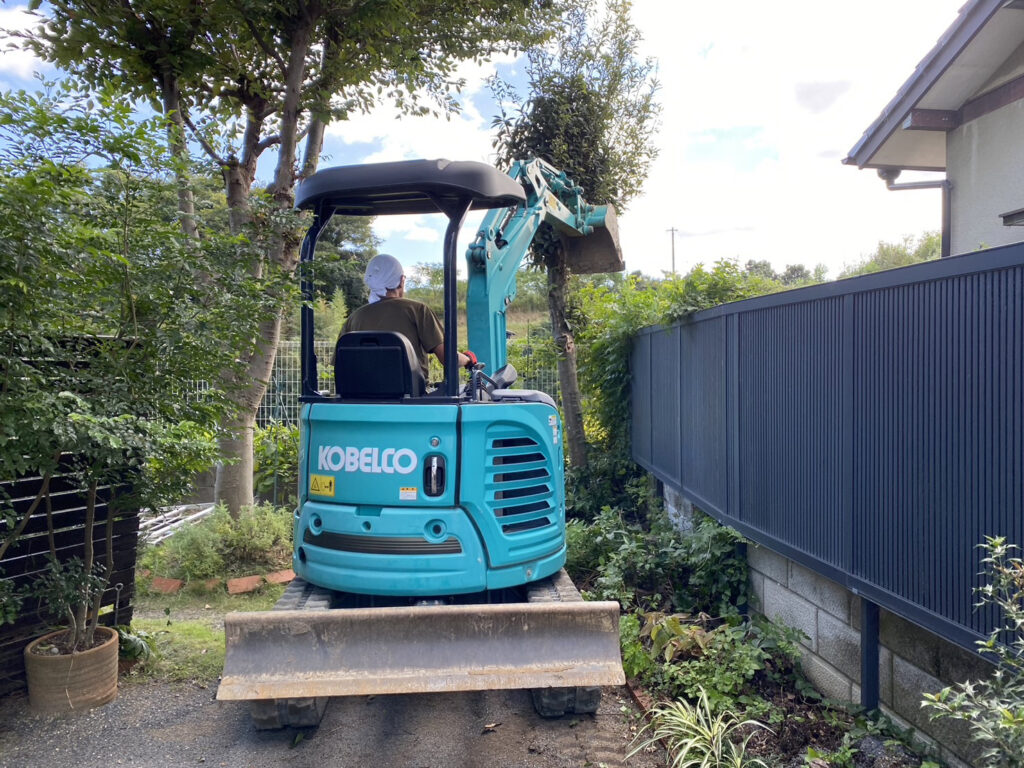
[2, 1, 967, 277]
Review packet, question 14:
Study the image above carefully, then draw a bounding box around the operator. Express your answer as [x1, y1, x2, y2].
[339, 253, 475, 381]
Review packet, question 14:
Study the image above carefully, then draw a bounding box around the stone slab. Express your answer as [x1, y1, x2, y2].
[747, 544, 788, 586]
[789, 561, 849, 622]
[150, 576, 184, 595]
[763, 579, 817, 650]
[227, 575, 264, 595]
[816, 611, 861, 682]
[801, 654, 852, 703]
[265, 569, 296, 585]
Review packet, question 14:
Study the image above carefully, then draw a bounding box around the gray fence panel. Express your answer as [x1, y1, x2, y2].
[631, 333, 653, 470]
[650, 326, 681, 482]
[738, 298, 847, 568]
[630, 241, 1024, 652]
[679, 318, 728, 511]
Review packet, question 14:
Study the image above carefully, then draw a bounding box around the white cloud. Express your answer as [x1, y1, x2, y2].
[318, 0, 965, 279]
[0, 6, 49, 86]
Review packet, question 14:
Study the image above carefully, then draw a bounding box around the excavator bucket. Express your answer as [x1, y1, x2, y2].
[217, 599, 624, 701]
[564, 203, 624, 274]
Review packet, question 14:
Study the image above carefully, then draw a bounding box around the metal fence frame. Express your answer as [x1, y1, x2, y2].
[631, 241, 1024, 652]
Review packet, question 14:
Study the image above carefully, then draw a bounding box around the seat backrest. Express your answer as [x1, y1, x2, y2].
[334, 331, 425, 399]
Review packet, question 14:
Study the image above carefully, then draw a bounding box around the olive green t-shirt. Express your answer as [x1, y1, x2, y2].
[339, 297, 444, 380]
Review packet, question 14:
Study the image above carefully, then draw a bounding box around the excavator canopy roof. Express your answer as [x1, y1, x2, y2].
[296, 159, 526, 216]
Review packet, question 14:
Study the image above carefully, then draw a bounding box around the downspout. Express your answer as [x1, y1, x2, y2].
[877, 169, 951, 258]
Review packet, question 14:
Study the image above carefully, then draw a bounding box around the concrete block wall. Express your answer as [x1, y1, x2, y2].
[663, 490, 991, 767]
[751, 544, 992, 768]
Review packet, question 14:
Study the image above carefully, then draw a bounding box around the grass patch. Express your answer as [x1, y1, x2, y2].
[136, 583, 285, 617]
[128, 618, 225, 685]
[123, 584, 287, 685]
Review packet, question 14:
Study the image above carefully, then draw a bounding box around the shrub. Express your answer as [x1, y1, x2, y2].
[142, 503, 292, 582]
[922, 536, 1024, 767]
[253, 422, 300, 508]
[207, 503, 293, 573]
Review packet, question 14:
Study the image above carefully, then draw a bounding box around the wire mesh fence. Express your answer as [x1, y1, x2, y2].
[257, 340, 562, 426]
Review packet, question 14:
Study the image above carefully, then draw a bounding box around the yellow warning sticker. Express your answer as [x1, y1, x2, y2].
[400, 487, 417, 501]
[309, 474, 335, 497]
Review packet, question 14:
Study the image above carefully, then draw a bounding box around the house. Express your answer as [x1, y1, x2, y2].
[844, 0, 1024, 257]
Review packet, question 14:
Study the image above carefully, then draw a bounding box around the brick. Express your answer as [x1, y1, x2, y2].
[747, 544, 788, 586]
[763, 579, 816, 650]
[801, 654, 852, 703]
[227, 575, 264, 594]
[265, 569, 295, 585]
[816, 611, 861, 682]
[150, 576, 184, 595]
[788, 562, 849, 621]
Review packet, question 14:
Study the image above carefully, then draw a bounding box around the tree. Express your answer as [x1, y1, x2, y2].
[27, 0, 559, 511]
[839, 232, 940, 278]
[491, 0, 660, 467]
[0, 83, 267, 636]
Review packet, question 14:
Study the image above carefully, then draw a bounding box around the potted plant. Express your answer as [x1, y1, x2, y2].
[23, 554, 119, 712]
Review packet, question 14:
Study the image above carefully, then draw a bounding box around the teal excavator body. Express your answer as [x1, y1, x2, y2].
[290, 158, 622, 597]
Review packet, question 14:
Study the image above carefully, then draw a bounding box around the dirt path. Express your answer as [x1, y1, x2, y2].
[0, 683, 663, 768]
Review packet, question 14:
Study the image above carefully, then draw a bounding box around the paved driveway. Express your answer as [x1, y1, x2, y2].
[0, 684, 662, 768]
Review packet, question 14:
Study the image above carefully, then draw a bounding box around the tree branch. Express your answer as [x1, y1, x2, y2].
[182, 111, 227, 166]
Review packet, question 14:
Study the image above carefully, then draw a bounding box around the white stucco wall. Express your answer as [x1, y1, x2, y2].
[947, 99, 1024, 255]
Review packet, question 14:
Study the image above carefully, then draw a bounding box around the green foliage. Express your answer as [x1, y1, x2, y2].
[628, 687, 770, 768]
[157, 523, 225, 582]
[0, 571, 21, 625]
[253, 422, 300, 508]
[117, 624, 158, 663]
[28, 555, 108, 653]
[143, 504, 293, 582]
[922, 536, 1024, 767]
[491, 0, 660, 214]
[576, 262, 782, 459]
[623, 611, 807, 719]
[570, 503, 748, 617]
[840, 232, 940, 278]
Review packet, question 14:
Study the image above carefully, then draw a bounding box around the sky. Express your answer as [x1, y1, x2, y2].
[1, 1, 968, 278]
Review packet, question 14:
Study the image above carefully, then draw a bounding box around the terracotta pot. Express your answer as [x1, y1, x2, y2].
[24, 626, 119, 713]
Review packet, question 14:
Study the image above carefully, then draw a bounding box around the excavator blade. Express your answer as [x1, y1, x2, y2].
[217, 600, 625, 701]
[564, 203, 624, 274]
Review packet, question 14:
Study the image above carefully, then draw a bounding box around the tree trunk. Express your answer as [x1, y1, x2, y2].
[545, 250, 587, 468]
[214, 410, 255, 514]
[160, 75, 199, 241]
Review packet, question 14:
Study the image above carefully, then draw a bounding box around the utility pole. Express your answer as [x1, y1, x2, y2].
[666, 227, 678, 274]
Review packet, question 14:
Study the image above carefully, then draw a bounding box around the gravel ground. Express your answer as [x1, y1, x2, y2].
[0, 683, 663, 768]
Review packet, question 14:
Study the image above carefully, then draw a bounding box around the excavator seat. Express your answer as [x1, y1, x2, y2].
[334, 331, 425, 399]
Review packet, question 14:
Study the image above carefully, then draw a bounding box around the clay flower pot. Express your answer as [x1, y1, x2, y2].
[24, 626, 119, 713]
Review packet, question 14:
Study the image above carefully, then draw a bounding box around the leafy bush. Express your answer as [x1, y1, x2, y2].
[624, 611, 806, 718]
[569, 503, 747, 617]
[253, 422, 300, 508]
[142, 503, 293, 582]
[628, 687, 769, 768]
[161, 523, 225, 581]
[922, 536, 1024, 767]
[207, 502, 293, 572]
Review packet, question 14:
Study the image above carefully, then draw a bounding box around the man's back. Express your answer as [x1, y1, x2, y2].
[340, 297, 443, 380]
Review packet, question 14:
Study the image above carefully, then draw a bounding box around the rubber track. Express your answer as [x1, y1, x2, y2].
[526, 570, 602, 718]
[248, 579, 332, 730]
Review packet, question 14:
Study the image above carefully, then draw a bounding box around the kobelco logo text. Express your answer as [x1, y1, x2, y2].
[317, 445, 418, 475]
